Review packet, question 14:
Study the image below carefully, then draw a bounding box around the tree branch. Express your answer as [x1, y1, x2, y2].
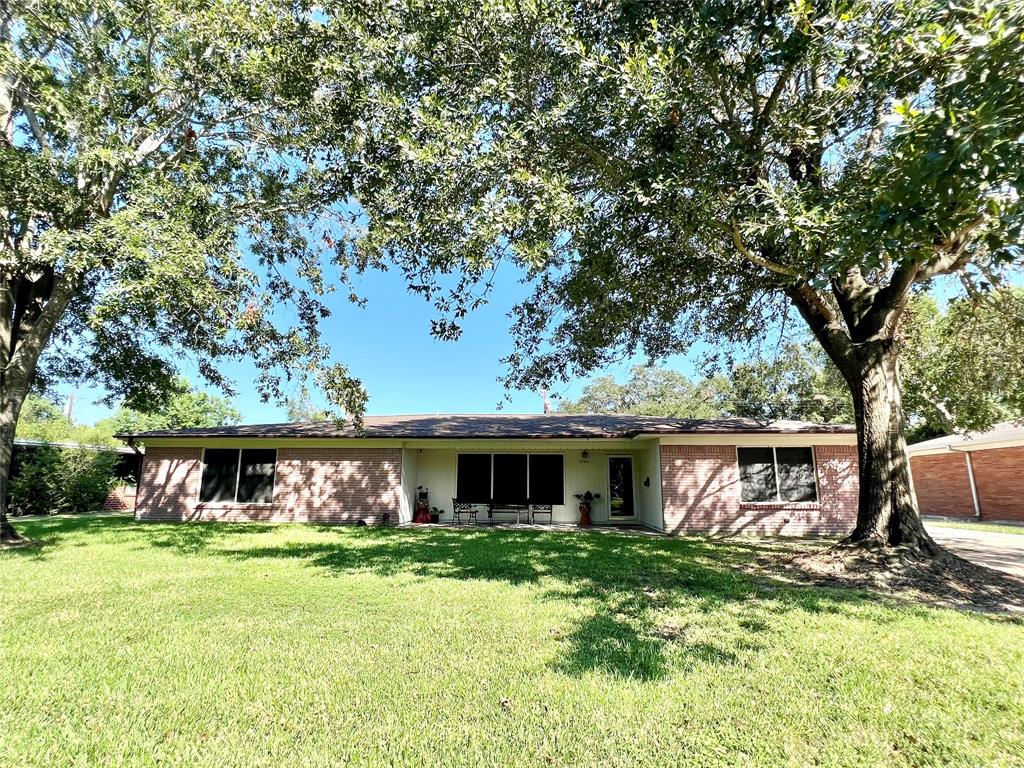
[0, 273, 12, 372]
[785, 284, 853, 371]
[916, 214, 988, 282]
[711, 218, 805, 279]
[0, 9, 15, 145]
[15, 86, 52, 153]
[7, 270, 83, 388]
[749, 57, 799, 145]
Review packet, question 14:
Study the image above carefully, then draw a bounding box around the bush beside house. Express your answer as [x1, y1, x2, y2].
[9, 446, 120, 517]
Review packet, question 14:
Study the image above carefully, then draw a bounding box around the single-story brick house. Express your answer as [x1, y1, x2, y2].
[909, 422, 1024, 523]
[118, 414, 860, 536]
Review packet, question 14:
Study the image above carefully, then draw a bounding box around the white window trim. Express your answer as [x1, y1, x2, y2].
[455, 452, 565, 504]
[198, 447, 277, 505]
[736, 446, 819, 504]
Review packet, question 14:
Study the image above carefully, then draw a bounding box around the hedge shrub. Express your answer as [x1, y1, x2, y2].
[10, 446, 119, 516]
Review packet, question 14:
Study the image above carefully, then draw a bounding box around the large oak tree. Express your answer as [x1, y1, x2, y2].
[339, 0, 1024, 554]
[0, 0, 369, 542]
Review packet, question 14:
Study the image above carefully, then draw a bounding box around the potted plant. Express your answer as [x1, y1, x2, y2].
[573, 491, 601, 527]
[429, 506, 442, 524]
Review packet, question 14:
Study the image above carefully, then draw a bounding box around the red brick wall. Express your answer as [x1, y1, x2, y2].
[967, 447, 1024, 522]
[909, 453, 975, 518]
[136, 447, 203, 521]
[660, 444, 858, 536]
[102, 484, 137, 512]
[135, 446, 402, 524]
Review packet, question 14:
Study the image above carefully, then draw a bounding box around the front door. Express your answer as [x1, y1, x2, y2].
[607, 456, 636, 521]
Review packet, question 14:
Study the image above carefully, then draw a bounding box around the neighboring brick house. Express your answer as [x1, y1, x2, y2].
[909, 422, 1024, 523]
[119, 414, 859, 535]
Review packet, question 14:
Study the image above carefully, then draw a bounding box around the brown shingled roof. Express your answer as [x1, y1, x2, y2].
[116, 413, 855, 441]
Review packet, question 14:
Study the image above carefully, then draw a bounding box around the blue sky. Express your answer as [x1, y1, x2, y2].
[57, 259, 1003, 427]
[61, 261, 702, 425]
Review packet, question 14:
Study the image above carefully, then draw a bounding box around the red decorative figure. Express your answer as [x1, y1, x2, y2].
[413, 487, 432, 523]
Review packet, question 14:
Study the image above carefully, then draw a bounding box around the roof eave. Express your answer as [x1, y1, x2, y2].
[118, 428, 857, 441]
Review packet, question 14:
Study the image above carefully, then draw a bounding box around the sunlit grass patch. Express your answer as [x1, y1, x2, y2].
[2, 515, 1022, 767]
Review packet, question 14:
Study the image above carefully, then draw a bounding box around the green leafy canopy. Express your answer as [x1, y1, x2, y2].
[333, 0, 1024, 415]
[1, 0, 374, 422]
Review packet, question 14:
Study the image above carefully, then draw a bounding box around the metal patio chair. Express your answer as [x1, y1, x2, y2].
[451, 499, 480, 525]
[529, 503, 554, 525]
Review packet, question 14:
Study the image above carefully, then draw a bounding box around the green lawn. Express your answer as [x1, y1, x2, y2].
[927, 518, 1024, 536]
[2, 516, 1022, 767]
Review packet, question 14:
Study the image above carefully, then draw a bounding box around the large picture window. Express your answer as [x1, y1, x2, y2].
[455, 453, 564, 504]
[199, 448, 277, 503]
[737, 447, 817, 503]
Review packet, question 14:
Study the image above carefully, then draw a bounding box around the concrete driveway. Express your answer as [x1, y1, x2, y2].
[926, 523, 1024, 577]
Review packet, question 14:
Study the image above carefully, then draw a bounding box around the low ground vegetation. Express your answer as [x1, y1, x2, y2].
[2, 516, 1022, 767]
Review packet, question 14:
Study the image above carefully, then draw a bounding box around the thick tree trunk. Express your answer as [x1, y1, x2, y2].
[842, 341, 939, 555]
[0, 271, 82, 545]
[0, 394, 27, 544]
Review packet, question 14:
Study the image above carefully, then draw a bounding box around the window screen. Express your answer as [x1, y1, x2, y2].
[776, 447, 817, 502]
[199, 449, 240, 502]
[737, 447, 777, 503]
[237, 449, 276, 503]
[528, 454, 564, 504]
[456, 454, 492, 502]
[492, 454, 528, 503]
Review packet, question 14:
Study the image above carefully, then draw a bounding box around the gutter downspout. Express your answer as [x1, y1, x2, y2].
[963, 450, 982, 519]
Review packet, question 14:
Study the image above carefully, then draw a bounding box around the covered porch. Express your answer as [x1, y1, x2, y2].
[399, 439, 665, 531]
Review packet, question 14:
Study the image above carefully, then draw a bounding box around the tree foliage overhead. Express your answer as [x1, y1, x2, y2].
[341, 0, 1024, 390]
[1, 0, 368, 421]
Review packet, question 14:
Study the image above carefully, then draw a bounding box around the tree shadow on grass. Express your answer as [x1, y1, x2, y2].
[0, 513, 141, 558]
[6, 516, 953, 680]
[1, 514, 278, 559]
[177, 525, 898, 680]
[145, 521, 280, 553]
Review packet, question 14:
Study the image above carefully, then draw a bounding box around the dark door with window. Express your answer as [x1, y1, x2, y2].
[608, 456, 636, 519]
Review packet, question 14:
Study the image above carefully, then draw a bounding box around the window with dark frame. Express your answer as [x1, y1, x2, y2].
[237, 449, 276, 503]
[199, 448, 277, 503]
[775, 447, 818, 502]
[456, 453, 565, 505]
[737, 446, 817, 503]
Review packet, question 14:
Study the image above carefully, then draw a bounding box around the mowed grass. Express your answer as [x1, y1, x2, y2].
[2, 516, 1023, 768]
[927, 519, 1024, 536]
